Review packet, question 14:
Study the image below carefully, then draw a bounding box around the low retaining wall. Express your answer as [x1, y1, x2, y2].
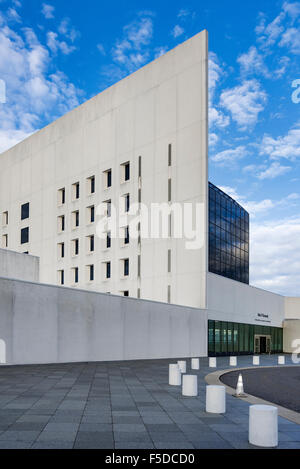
[0, 277, 207, 365]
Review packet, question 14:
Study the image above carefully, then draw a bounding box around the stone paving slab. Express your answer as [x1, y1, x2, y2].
[0, 355, 298, 448]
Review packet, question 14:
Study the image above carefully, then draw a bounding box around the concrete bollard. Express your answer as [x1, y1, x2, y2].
[191, 358, 200, 370]
[209, 357, 217, 368]
[253, 356, 260, 366]
[169, 364, 181, 386]
[177, 361, 187, 373]
[206, 385, 226, 414]
[249, 405, 278, 447]
[230, 356, 237, 366]
[182, 375, 198, 397]
[278, 356, 285, 365]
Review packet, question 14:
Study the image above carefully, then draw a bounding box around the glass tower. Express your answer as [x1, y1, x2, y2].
[208, 182, 249, 284]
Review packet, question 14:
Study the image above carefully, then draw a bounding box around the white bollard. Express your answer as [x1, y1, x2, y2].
[249, 405, 278, 448]
[253, 356, 260, 366]
[182, 375, 198, 397]
[278, 356, 285, 365]
[177, 361, 187, 373]
[169, 364, 181, 386]
[191, 358, 200, 370]
[206, 385, 226, 414]
[230, 356, 237, 367]
[209, 357, 217, 368]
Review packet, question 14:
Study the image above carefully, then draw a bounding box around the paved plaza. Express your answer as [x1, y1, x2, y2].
[0, 355, 298, 449]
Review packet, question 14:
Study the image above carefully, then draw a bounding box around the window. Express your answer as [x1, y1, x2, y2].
[168, 285, 171, 303]
[73, 267, 79, 284]
[168, 179, 172, 202]
[88, 205, 95, 223]
[125, 162, 130, 181]
[106, 262, 111, 279]
[106, 231, 111, 249]
[137, 288, 141, 299]
[21, 202, 30, 220]
[168, 249, 171, 273]
[121, 162, 130, 183]
[208, 182, 249, 285]
[2, 211, 8, 226]
[123, 291, 129, 297]
[124, 258, 129, 277]
[138, 188, 141, 204]
[58, 215, 65, 232]
[21, 227, 29, 244]
[58, 242, 65, 259]
[124, 194, 130, 213]
[88, 235, 95, 252]
[1, 234, 8, 248]
[58, 188, 65, 205]
[87, 176, 95, 195]
[138, 156, 142, 178]
[105, 200, 111, 218]
[72, 182, 80, 200]
[58, 270, 64, 285]
[124, 226, 129, 245]
[138, 255, 141, 277]
[88, 265, 94, 282]
[72, 239, 79, 256]
[104, 169, 112, 188]
[168, 144, 172, 167]
[72, 210, 79, 229]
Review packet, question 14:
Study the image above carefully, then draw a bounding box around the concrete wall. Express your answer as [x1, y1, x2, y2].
[0, 277, 207, 366]
[284, 297, 300, 320]
[283, 320, 300, 353]
[207, 273, 285, 328]
[0, 30, 208, 309]
[0, 249, 39, 282]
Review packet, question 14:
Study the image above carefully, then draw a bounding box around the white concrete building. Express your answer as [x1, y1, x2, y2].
[0, 30, 299, 363]
[0, 30, 208, 309]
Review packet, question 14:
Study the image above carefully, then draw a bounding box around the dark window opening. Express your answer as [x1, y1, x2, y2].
[21, 202, 30, 220]
[21, 227, 29, 244]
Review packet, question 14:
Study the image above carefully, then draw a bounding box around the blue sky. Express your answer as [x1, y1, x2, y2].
[0, 0, 300, 295]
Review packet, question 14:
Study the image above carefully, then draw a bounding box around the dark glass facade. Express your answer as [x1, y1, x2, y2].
[209, 182, 249, 284]
[208, 320, 283, 356]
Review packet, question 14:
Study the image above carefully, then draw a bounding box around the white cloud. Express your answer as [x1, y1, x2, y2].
[251, 217, 300, 295]
[237, 46, 270, 77]
[0, 13, 82, 153]
[209, 132, 219, 147]
[209, 107, 230, 128]
[7, 7, 21, 23]
[58, 18, 80, 43]
[220, 79, 267, 130]
[279, 27, 300, 54]
[110, 14, 154, 74]
[256, 2, 300, 55]
[97, 43, 106, 56]
[171, 25, 184, 38]
[154, 46, 168, 59]
[46, 31, 76, 55]
[283, 1, 300, 20]
[259, 123, 300, 161]
[208, 52, 230, 129]
[257, 162, 291, 179]
[41, 3, 55, 20]
[211, 145, 247, 165]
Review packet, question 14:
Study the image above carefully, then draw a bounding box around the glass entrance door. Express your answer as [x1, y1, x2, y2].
[254, 335, 272, 354]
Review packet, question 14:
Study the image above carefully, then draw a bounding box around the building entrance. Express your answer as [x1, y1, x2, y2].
[254, 335, 271, 354]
